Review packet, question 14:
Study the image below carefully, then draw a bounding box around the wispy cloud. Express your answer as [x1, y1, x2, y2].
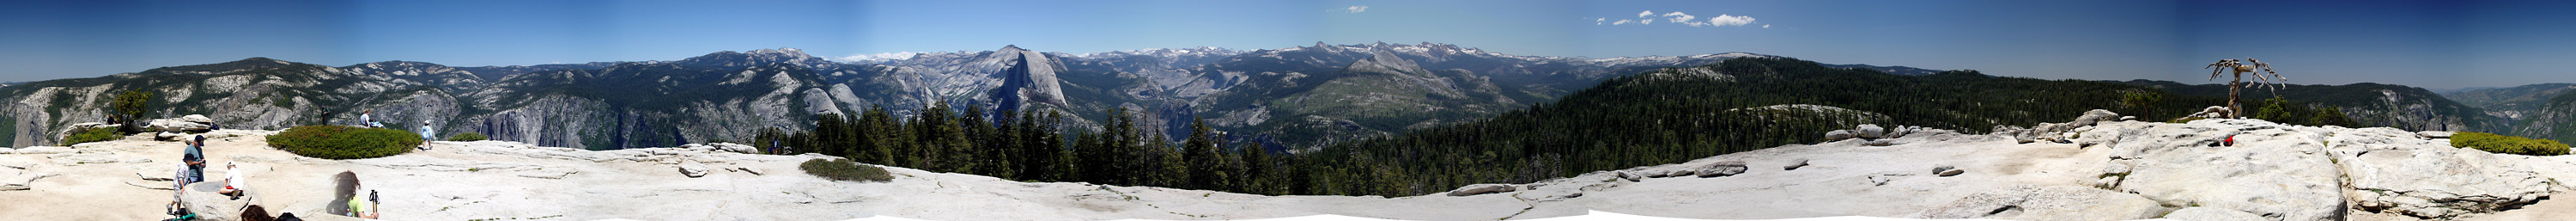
[833, 52, 922, 62]
[1596, 10, 1758, 28]
[1346, 5, 1368, 13]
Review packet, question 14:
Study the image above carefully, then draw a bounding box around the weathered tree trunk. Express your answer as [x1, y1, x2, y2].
[2227, 72, 2243, 119]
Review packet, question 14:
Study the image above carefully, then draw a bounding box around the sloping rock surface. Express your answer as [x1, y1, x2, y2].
[6, 110, 2576, 220]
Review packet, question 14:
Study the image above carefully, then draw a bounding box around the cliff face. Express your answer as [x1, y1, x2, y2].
[0, 58, 486, 146]
[3, 44, 1783, 150]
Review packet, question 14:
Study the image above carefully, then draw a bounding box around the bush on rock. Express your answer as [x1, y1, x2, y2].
[63, 127, 123, 145]
[447, 132, 489, 142]
[267, 125, 418, 159]
[2452, 132, 2569, 156]
[801, 158, 892, 182]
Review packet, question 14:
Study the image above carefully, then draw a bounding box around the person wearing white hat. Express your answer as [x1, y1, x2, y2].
[418, 121, 436, 150]
[216, 162, 248, 200]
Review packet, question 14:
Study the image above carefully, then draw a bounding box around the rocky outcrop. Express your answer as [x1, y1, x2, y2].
[1914, 185, 2166, 220]
[1694, 161, 1749, 177]
[2328, 127, 2551, 219]
[1446, 184, 1516, 196]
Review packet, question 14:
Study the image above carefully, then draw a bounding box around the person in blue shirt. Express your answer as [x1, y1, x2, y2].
[417, 121, 435, 150]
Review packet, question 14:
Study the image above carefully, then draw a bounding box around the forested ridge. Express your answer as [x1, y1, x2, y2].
[764, 57, 2352, 197]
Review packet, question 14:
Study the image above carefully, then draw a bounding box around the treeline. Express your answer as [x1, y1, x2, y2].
[756, 101, 1297, 194]
[764, 57, 2354, 197]
[1269, 57, 2249, 196]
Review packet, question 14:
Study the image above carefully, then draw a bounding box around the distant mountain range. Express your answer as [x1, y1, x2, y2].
[2, 42, 1936, 150]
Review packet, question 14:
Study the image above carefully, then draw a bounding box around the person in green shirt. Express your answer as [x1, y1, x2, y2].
[348, 188, 378, 218]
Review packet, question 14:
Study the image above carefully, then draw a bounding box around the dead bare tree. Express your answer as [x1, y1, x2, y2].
[2206, 58, 2287, 119]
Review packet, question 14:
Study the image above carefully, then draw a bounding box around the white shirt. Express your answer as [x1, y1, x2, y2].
[224, 168, 246, 190]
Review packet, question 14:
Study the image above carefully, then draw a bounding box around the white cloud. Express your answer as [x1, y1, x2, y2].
[1708, 14, 1755, 26]
[1662, 12, 1699, 26]
[1763, 24, 1771, 28]
[1346, 5, 1368, 13]
[1595, 10, 1758, 28]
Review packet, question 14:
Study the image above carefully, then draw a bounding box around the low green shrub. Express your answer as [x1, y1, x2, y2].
[800, 158, 893, 182]
[267, 125, 418, 159]
[63, 127, 123, 145]
[2453, 132, 2570, 156]
[447, 132, 489, 142]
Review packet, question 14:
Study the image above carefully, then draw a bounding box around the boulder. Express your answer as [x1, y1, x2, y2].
[1825, 130, 1858, 141]
[1637, 168, 1694, 178]
[178, 181, 249, 220]
[1613, 171, 1643, 181]
[2330, 127, 2550, 219]
[177, 114, 215, 125]
[2160, 207, 2265, 221]
[1446, 184, 1517, 196]
[1783, 158, 1809, 170]
[2415, 131, 2455, 138]
[708, 143, 759, 154]
[1694, 161, 1748, 177]
[156, 132, 187, 141]
[1855, 124, 1886, 138]
[147, 119, 212, 133]
[1914, 185, 2167, 220]
[2183, 106, 2233, 120]
[1932, 165, 1962, 176]
[678, 162, 709, 178]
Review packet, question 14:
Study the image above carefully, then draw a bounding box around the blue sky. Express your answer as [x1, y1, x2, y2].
[3, 0, 2571, 89]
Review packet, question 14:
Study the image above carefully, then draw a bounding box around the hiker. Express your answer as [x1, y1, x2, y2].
[217, 163, 249, 200]
[182, 139, 205, 184]
[418, 121, 435, 150]
[167, 162, 191, 218]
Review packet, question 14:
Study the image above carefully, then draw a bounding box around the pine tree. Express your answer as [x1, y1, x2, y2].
[1182, 117, 1220, 190]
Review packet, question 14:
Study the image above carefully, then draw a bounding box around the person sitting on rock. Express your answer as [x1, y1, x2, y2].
[348, 184, 379, 218]
[217, 163, 249, 200]
[360, 109, 379, 128]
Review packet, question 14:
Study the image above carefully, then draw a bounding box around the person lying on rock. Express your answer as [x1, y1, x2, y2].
[218, 162, 249, 200]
